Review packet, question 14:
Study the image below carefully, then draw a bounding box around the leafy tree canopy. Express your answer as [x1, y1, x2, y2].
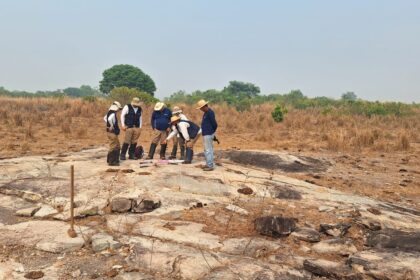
[99, 64, 156, 95]
[341, 92, 357, 101]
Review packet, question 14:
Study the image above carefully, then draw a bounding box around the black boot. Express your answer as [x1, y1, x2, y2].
[109, 149, 120, 166]
[160, 144, 167, 160]
[120, 143, 129, 160]
[107, 152, 111, 164]
[183, 148, 193, 164]
[147, 143, 157, 159]
[180, 146, 185, 160]
[128, 143, 137, 160]
[169, 144, 177, 159]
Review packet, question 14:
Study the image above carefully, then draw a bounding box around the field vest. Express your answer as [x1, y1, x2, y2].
[124, 104, 142, 128]
[106, 111, 120, 135]
[177, 120, 200, 139]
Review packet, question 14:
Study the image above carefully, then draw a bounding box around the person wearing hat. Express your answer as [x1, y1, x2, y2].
[104, 101, 123, 166]
[147, 102, 172, 159]
[169, 106, 189, 160]
[197, 99, 218, 171]
[120, 97, 143, 160]
[163, 115, 201, 164]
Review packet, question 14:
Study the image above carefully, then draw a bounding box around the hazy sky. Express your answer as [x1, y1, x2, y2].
[0, 1, 419, 102]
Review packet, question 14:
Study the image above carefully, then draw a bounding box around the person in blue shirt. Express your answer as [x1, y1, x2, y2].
[147, 102, 172, 159]
[196, 99, 218, 171]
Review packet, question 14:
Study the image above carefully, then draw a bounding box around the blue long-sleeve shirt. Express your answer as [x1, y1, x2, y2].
[151, 108, 172, 131]
[201, 108, 218, 136]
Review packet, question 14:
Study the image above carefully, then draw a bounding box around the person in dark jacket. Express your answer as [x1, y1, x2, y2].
[196, 99, 218, 171]
[147, 102, 172, 159]
[120, 97, 143, 160]
[104, 101, 122, 166]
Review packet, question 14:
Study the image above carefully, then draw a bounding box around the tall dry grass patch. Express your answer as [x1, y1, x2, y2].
[0, 97, 419, 157]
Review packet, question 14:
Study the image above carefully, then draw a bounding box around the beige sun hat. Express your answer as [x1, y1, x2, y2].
[110, 101, 122, 111]
[170, 115, 181, 123]
[172, 106, 183, 115]
[154, 102, 165, 111]
[131, 97, 142, 107]
[196, 99, 209, 109]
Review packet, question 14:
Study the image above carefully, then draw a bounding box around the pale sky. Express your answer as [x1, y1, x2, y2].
[0, 0, 419, 102]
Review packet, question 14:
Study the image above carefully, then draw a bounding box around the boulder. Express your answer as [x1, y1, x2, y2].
[15, 206, 41, 217]
[366, 229, 420, 252]
[255, 216, 296, 237]
[131, 199, 161, 213]
[291, 227, 321, 242]
[111, 198, 133, 213]
[312, 238, 357, 256]
[319, 223, 351, 237]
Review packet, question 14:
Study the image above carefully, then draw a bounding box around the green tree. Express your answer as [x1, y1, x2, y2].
[99, 64, 156, 95]
[223, 81, 260, 99]
[341, 92, 357, 101]
[110, 87, 158, 105]
[271, 104, 287, 122]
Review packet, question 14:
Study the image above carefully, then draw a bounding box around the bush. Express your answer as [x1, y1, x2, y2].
[110, 87, 159, 106]
[271, 105, 286, 122]
[82, 96, 97, 102]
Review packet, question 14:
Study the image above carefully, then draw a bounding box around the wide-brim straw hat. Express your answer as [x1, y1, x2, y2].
[154, 102, 165, 111]
[170, 115, 181, 123]
[131, 97, 142, 107]
[110, 101, 122, 111]
[172, 106, 183, 115]
[196, 99, 208, 109]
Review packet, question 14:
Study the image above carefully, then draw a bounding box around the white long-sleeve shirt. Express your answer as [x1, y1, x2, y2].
[120, 105, 142, 128]
[104, 113, 117, 130]
[167, 119, 202, 142]
[167, 113, 188, 140]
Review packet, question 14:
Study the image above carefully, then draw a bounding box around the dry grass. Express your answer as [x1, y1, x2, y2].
[0, 97, 419, 158]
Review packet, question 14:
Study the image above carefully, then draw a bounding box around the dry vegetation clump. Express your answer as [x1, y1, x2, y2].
[0, 97, 419, 158]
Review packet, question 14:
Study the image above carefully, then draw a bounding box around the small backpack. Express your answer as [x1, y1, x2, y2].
[135, 145, 144, 159]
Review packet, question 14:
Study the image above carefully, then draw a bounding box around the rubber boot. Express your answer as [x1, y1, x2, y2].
[180, 145, 185, 160]
[107, 152, 111, 164]
[147, 143, 157, 159]
[183, 148, 193, 164]
[160, 144, 167, 160]
[109, 149, 120, 166]
[120, 143, 129, 160]
[169, 145, 177, 159]
[128, 143, 137, 160]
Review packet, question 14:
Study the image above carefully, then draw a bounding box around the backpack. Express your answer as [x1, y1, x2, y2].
[135, 145, 144, 159]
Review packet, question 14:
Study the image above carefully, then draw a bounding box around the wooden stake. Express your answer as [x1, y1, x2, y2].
[68, 165, 77, 238]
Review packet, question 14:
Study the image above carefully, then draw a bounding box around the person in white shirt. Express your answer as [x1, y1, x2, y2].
[120, 97, 143, 160]
[164, 115, 202, 164]
[104, 101, 122, 166]
[169, 106, 188, 160]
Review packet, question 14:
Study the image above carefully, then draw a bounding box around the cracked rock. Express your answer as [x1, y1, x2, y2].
[291, 227, 321, 242]
[131, 199, 161, 213]
[111, 198, 133, 213]
[320, 223, 351, 237]
[16, 206, 41, 217]
[255, 216, 296, 237]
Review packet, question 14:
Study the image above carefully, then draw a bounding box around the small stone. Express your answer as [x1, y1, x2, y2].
[254, 216, 296, 237]
[131, 199, 161, 213]
[237, 187, 253, 195]
[319, 223, 351, 237]
[111, 198, 133, 213]
[71, 269, 81, 278]
[24, 271, 44, 279]
[291, 227, 321, 242]
[226, 204, 249, 215]
[16, 206, 41, 217]
[367, 207, 381, 215]
[318, 205, 335, 212]
[112, 265, 123, 270]
[33, 205, 58, 218]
